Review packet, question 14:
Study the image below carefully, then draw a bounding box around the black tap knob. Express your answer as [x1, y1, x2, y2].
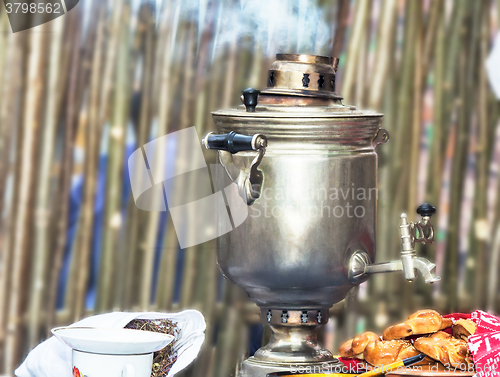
[416, 203, 436, 217]
[241, 88, 260, 112]
[203, 131, 257, 153]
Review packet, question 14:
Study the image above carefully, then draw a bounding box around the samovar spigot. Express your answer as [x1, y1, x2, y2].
[349, 203, 440, 284]
[399, 203, 438, 282]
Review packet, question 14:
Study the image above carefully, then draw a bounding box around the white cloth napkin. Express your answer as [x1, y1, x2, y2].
[15, 310, 206, 377]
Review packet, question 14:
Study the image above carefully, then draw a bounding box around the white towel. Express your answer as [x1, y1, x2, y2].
[15, 310, 206, 377]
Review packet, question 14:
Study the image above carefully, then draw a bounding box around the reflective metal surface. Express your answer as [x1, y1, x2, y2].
[207, 54, 437, 376]
[212, 115, 384, 309]
[254, 325, 332, 363]
[239, 357, 342, 377]
[213, 140, 377, 309]
[262, 54, 341, 100]
[210, 54, 385, 375]
[348, 213, 440, 284]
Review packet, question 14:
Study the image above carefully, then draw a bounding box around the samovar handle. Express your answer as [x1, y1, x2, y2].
[202, 131, 266, 153]
[372, 128, 390, 147]
[202, 131, 267, 205]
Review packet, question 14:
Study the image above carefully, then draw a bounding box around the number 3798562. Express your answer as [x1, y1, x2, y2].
[5, 2, 62, 14]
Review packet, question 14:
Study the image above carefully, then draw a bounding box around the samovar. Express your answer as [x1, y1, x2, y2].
[203, 54, 439, 377]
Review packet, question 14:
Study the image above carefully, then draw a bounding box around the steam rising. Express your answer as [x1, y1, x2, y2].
[210, 0, 335, 57]
[146, 0, 336, 59]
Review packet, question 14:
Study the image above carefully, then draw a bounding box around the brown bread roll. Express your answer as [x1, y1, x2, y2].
[414, 331, 471, 370]
[339, 338, 356, 358]
[339, 331, 380, 358]
[364, 339, 419, 366]
[352, 331, 380, 355]
[398, 341, 421, 359]
[383, 309, 444, 340]
[440, 318, 453, 330]
[338, 310, 472, 370]
[408, 309, 442, 320]
[453, 319, 477, 341]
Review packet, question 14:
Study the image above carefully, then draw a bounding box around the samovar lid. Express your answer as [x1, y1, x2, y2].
[212, 54, 382, 119]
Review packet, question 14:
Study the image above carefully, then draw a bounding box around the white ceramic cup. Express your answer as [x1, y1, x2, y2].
[52, 327, 173, 377]
[72, 350, 153, 377]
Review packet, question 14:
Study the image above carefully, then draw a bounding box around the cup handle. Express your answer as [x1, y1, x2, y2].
[122, 363, 135, 377]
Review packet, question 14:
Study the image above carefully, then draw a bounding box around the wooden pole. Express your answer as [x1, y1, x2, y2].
[0, 27, 25, 373]
[138, 0, 176, 310]
[341, 0, 369, 102]
[445, 0, 477, 311]
[428, 1, 445, 206]
[46, 7, 82, 332]
[96, 0, 131, 312]
[368, 0, 397, 109]
[28, 15, 65, 348]
[408, 2, 423, 216]
[5, 20, 48, 373]
[122, 0, 157, 310]
[469, 0, 488, 309]
[179, 16, 199, 310]
[331, 0, 349, 59]
[72, 5, 106, 321]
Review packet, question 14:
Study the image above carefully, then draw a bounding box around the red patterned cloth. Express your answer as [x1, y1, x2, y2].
[338, 357, 367, 373]
[444, 311, 500, 377]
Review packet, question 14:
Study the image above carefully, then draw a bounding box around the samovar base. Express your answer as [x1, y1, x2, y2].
[239, 357, 343, 377]
[239, 310, 342, 376]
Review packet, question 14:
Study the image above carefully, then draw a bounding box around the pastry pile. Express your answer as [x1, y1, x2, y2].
[339, 309, 477, 370]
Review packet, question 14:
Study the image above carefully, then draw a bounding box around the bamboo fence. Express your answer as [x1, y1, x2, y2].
[0, 0, 499, 376]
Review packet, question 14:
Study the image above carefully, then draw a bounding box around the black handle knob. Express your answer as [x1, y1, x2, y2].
[203, 131, 256, 154]
[242, 88, 260, 112]
[416, 203, 436, 217]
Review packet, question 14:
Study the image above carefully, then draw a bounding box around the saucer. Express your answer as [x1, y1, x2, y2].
[52, 327, 174, 355]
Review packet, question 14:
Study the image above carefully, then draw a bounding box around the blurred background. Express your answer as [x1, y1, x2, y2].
[0, 0, 500, 376]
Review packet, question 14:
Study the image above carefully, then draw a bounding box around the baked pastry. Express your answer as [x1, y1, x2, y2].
[453, 319, 477, 341]
[440, 318, 453, 330]
[410, 310, 451, 329]
[363, 339, 419, 366]
[338, 310, 474, 371]
[414, 331, 471, 370]
[339, 338, 357, 358]
[339, 331, 379, 358]
[352, 331, 380, 355]
[383, 309, 445, 340]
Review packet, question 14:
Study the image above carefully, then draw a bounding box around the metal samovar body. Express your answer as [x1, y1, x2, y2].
[203, 54, 439, 377]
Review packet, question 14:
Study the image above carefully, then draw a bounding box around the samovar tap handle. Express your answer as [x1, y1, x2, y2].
[414, 203, 436, 245]
[202, 131, 266, 153]
[202, 131, 267, 205]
